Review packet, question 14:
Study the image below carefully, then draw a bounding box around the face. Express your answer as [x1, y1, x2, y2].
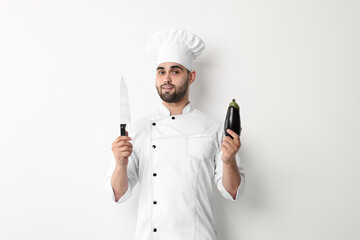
[155, 62, 194, 103]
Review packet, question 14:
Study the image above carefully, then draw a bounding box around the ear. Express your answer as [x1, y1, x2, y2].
[189, 71, 196, 85]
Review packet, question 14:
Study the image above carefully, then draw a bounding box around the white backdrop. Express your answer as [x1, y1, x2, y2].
[1, 0, 359, 239]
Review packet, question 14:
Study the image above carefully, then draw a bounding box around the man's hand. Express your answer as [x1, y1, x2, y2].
[221, 129, 241, 165]
[111, 133, 133, 167]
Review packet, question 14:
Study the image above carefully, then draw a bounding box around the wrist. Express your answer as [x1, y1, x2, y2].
[222, 158, 237, 168]
[115, 163, 128, 171]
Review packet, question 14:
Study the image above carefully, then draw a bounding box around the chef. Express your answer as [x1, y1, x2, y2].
[105, 28, 245, 240]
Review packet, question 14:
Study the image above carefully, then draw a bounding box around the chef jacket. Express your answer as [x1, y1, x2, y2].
[105, 102, 245, 240]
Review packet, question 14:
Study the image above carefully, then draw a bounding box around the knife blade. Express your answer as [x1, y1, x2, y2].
[120, 76, 131, 136]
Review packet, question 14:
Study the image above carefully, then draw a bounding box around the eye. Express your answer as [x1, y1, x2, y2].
[172, 70, 179, 74]
[158, 71, 165, 75]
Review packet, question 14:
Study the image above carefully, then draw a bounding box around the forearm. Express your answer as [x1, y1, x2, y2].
[111, 164, 129, 202]
[222, 159, 241, 199]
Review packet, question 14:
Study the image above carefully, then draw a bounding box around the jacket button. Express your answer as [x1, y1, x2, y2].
[153, 228, 157, 232]
[153, 173, 157, 177]
[152, 122, 156, 126]
[153, 201, 157, 204]
[171, 116, 175, 120]
[152, 145, 156, 149]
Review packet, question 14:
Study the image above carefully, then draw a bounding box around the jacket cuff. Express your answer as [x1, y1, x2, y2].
[105, 177, 132, 204]
[219, 173, 245, 201]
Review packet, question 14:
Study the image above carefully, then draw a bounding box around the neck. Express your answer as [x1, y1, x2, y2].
[162, 97, 190, 115]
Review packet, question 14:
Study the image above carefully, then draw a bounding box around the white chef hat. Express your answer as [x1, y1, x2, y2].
[146, 28, 205, 71]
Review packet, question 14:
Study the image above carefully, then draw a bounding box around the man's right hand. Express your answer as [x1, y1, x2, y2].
[111, 134, 133, 167]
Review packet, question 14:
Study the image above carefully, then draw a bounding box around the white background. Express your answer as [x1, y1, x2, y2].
[1, 0, 359, 239]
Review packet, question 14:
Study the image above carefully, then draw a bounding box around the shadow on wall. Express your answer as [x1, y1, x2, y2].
[189, 55, 214, 112]
[191, 54, 265, 239]
[212, 139, 265, 240]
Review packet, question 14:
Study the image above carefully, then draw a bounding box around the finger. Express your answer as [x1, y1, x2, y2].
[226, 129, 239, 140]
[118, 146, 133, 152]
[114, 141, 133, 148]
[223, 136, 241, 150]
[120, 141, 133, 146]
[221, 145, 228, 152]
[226, 130, 240, 146]
[112, 144, 132, 153]
[121, 151, 132, 158]
[118, 135, 132, 141]
[222, 139, 232, 149]
[112, 142, 131, 150]
[223, 136, 236, 148]
[114, 136, 132, 143]
[223, 135, 234, 143]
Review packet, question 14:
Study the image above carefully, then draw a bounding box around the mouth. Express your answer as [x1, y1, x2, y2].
[162, 85, 174, 91]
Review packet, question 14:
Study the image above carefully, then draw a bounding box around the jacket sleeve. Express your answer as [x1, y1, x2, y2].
[213, 125, 245, 201]
[214, 150, 245, 201]
[104, 130, 139, 204]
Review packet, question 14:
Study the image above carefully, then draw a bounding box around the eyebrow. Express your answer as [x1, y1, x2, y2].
[156, 65, 184, 71]
[170, 65, 183, 71]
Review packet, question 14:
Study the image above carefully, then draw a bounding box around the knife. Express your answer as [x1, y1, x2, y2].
[120, 76, 131, 136]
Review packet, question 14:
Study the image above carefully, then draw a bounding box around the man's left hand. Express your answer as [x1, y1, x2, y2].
[221, 129, 241, 165]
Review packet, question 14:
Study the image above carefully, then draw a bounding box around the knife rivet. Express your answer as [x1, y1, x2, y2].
[152, 123, 156, 126]
[171, 116, 175, 120]
[152, 145, 156, 149]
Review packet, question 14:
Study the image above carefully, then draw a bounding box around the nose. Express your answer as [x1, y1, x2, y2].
[164, 72, 172, 83]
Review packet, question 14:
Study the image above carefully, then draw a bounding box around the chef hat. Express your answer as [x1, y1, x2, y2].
[146, 28, 205, 71]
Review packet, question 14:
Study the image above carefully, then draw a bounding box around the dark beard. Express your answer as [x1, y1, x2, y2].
[156, 78, 189, 103]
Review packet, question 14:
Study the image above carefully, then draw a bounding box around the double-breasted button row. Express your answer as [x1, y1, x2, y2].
[152, 117, 176, 128]
[152, 175, 157, 231]
[151, 121, 160, 234]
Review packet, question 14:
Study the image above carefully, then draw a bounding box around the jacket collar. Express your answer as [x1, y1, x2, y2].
[153, 102, 194, 119]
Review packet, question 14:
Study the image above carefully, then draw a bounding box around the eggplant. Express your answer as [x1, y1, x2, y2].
[224, 99, 241, 138]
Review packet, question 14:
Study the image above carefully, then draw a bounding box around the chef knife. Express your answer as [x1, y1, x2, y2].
[120, 76, 131, 136]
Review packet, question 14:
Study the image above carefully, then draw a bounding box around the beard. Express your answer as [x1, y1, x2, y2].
[156, 77, 189, 103]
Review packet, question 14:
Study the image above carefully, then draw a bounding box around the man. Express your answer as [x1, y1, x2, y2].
[105, 28, 245, 240]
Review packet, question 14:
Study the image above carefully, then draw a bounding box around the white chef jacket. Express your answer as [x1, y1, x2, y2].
[105, 102, 245, 240]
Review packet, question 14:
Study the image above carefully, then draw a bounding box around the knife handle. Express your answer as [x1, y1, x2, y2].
[120, 124, 127, 136]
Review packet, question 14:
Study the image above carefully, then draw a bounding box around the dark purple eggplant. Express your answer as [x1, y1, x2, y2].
[224, 99, 241, 138]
